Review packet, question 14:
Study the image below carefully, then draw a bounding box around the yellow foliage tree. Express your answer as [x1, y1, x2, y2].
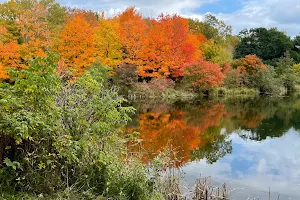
[94, 15, 122, 68]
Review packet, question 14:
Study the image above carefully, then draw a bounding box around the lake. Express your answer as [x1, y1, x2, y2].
[126, 96, 300, 200]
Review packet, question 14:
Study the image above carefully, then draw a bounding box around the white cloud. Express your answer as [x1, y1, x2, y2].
[182, 129, 300, 199]
[214, 0, 300, 36]
[57, 0, 299, 36]
[1, 0, 300, 36]
[57, 0, 217, 17]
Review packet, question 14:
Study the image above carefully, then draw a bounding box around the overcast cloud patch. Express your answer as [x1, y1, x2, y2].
[1, 0, 299, 36]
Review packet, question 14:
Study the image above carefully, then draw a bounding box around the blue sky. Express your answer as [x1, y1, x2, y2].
[1, 0, 300, 36]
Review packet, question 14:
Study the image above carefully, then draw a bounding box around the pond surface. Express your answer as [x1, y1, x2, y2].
[126, 96, 300, 199]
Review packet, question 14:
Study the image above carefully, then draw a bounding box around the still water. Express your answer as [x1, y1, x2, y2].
[126, 96, 300, 199]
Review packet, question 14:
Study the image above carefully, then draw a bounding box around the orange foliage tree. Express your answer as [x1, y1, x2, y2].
[119, 7, 148, 65]
[17, 2, 51, 59]
[0, 3, 235, 83]
[183, 59, 225, 90]
[56, 15, 97, 75]
[0, 25, 22, 80]
[233, 54, 267, 75]
[138, 15, 202, 78]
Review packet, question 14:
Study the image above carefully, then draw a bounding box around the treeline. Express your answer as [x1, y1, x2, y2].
[1, 0, 299, 98]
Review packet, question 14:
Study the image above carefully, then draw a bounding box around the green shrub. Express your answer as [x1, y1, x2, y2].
[0, 53, 167, 199]
[248, 66, 282, 94]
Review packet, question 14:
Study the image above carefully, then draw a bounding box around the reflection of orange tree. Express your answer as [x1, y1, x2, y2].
[126, 110, 200, 167]
[184, 102, 226, 132]
[125, 102, 228, 167]
[224, 100, 268, 130]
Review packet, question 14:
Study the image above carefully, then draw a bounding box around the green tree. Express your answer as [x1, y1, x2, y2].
[40, 0, 66, 29]
[290, 35, 300, 62]
[276, 52, 297, 91]
[189, 15, 238, 65]
[234, 28, 293, 66]
[189, 14, 232, 41]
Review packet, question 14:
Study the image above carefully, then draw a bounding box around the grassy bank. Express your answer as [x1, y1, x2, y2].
[210, 87, 260, 98]
[125, 85, 261, 103]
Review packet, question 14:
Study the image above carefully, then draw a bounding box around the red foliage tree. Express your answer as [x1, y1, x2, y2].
[138, 14, 201, 79]
[184, 59, 225, 90]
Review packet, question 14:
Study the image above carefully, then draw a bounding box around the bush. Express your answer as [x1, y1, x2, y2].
[224, 68, 241, 88]
[248, 66, 282, 94]
[224, 61, 284, 95]
[0, 53, 167, 199]
[183, 59, 225, 91]
[276, 52, 297, 92]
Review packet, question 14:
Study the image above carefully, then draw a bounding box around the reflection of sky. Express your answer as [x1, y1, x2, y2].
[182, 128, 300, 199]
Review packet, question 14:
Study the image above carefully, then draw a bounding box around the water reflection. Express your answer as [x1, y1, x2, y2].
[126, 96, 300, 198]
[127, 96, 300, 165]
[126, 100, 231, 166]
[183, 130, 300, 199]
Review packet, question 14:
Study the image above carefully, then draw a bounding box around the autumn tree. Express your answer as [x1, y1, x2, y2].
[201, 35, 239, 65]
[183, 59, 225, 90]
[232, 54, 267, 75]
[56, 15, 97, 75]
[119, 7, 149, 65]
[189, 16, 238, 66]
[40, 0, 66, 29]
[226, 55, 283, 93]
[66, 8, 99, 27]
[95, 14, 122, 68]
[138, 14, 201, 78]
[16, 1, 52, 59]
[0, 0, 22, 43]
[0, 0, 65, 59]
[0, 25, 22, 80]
